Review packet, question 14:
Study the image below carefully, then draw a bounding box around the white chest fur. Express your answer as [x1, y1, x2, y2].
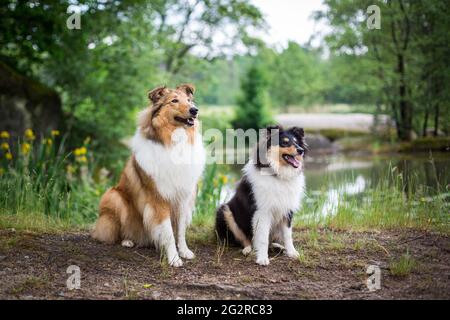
[132, 128, 206, 202]
[244, 163, 305, 223]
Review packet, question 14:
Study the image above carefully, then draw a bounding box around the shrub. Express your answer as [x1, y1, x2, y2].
[232, 62, 273, 130]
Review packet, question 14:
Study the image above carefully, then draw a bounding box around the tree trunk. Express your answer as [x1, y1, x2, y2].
[397, 53, 413, 141]
[422, 107, 429, 137]
[433, 103, 440, 137]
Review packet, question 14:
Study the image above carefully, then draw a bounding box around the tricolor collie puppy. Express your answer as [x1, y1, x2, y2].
[92, 84, 206, 267]
[215, 125, 306, 266]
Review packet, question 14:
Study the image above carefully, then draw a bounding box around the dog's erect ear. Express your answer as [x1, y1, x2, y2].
[291, 127, 304, 140]
[291, 127, 308, 150]
[148, 86, 168, 104]
[176, 83, 195, 97]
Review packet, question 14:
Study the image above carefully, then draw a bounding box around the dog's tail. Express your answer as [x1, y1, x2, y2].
[216, 204, 251, 248]
[91, 189, 121, 244]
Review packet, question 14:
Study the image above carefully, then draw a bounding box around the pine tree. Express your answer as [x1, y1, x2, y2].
[233, 62, 273, 130]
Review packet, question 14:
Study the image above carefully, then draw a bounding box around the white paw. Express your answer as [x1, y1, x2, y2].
[168, 256, 183, 267]
[256, 256, 270, 266]
[121, 240, 135, 248]
[179, 248, 195, 260]
[286, 249, 300, 259]
[242, 245, 252, 256]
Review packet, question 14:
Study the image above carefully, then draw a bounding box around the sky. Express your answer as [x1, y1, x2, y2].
[250, 0, 329, 49]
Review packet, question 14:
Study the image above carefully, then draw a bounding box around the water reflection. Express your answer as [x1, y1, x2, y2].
[320, 175, 366, 216]
[215, 153, 449, 217]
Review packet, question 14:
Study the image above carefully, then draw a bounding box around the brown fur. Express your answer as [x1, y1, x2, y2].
[222, 205, 251, 248]
[91, 84, 198, 247]
[140, 84, 197, 145]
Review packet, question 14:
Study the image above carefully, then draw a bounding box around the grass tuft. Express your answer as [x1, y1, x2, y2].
[390, 251, 417, 277]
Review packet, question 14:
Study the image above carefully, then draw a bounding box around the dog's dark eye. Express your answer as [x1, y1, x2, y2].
[171, 99, 179, 103]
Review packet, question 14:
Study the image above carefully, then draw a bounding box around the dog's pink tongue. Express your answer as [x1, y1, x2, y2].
[287, 156, 299, 168]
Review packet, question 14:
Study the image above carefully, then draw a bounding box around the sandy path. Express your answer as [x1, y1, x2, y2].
[276, 113, 392, 132]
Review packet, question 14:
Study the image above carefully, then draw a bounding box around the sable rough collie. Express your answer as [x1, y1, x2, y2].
[216, 125, 306, 266]
[92, 84, 205, 267]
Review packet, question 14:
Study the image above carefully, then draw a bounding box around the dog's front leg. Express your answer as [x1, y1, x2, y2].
[252, 211, 272, 266]
[281, 223, 299, 259]
[177, 201, 195, 259]
[145, 204, 182, 267]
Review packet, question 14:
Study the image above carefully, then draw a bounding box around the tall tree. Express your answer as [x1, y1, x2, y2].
[316, 0, 450, 140]
[270, 42, 325, 111]
[0, 0, 264, 148]
[233, 61, 272, 130]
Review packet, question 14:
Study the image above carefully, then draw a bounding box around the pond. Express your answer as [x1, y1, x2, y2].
[214, 152, 450, 218]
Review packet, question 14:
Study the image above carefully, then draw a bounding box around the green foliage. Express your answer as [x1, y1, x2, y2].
[194, 164, 229, 227]
[270, 42, 325, 109]
[0, 131, 110, 225]
[233, 62, 273, 130]
[317, 0, 450, 140]
[1, 0, 265, 158]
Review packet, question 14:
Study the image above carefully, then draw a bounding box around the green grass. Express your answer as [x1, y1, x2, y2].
[0, 131, 448, 235]
[0, 131, 110, 230]
[390, 252, 417, 277]
[297, 163, 449, 234]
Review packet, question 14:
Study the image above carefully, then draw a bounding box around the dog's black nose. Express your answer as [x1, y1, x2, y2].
[189, 107, 198, 116]
[297, 147, 304, 156]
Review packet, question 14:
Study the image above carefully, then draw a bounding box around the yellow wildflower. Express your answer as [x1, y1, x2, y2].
[0, 131, 10, 139]
[51, 130, 60, 137]
[77, 156, 88, 163]
[24, 129, 35, 140]
[44, 138, 53, 146]
[5, 152, 12, 160]
[79, 146, 87, 155]
[74, 147, 87, 156]
[21, 143, 31, 155]
[219, 174, 228, 184]
[1, 142, 9, 150]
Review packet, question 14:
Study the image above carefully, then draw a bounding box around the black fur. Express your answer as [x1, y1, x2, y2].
[215, 176, 256, 246]
[287, 210, 294, 228]
[255, 125, 307, 169]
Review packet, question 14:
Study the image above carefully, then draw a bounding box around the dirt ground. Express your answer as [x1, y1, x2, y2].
[0, 227, 448, 300]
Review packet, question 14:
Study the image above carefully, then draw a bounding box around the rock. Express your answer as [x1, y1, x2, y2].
[304, 133, 336, 153]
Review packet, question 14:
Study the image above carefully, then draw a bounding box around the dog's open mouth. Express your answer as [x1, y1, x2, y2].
[282, 154, 300, 168]
[175, 116, 195, 127]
